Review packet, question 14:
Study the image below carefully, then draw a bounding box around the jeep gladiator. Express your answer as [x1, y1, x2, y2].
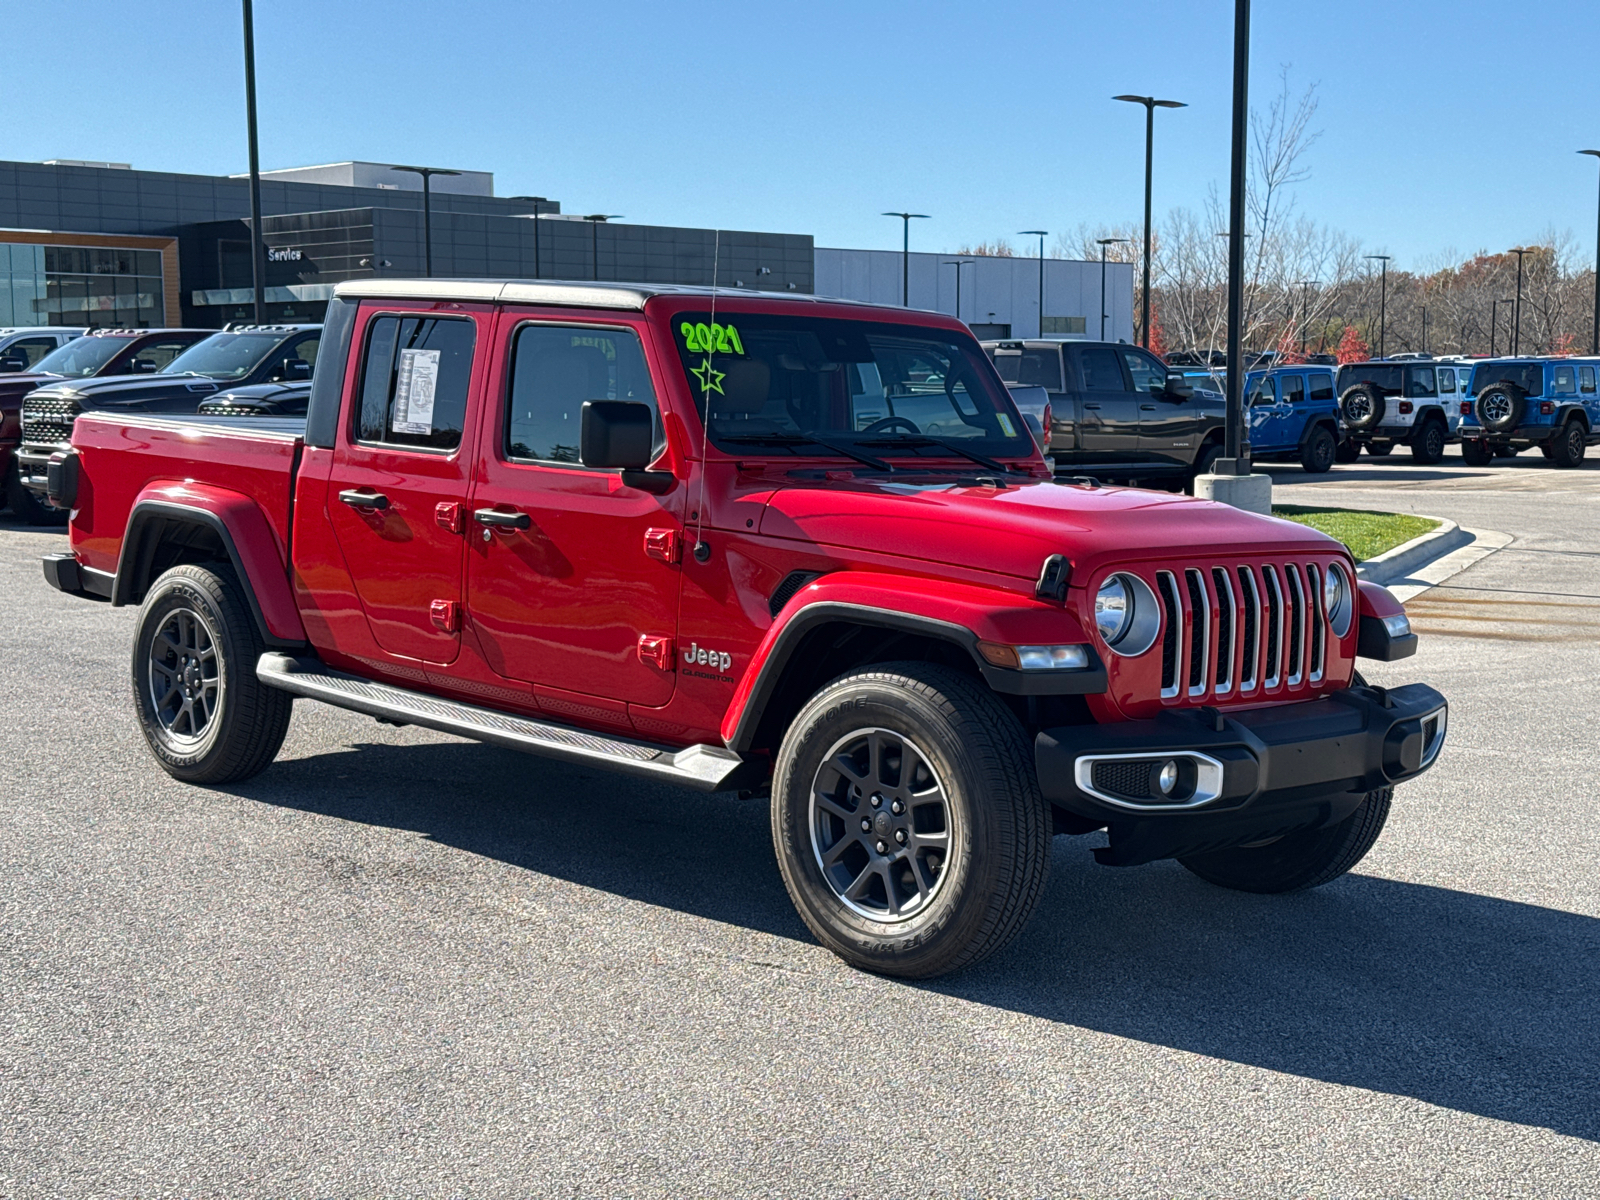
[40, 278, 1447, 978]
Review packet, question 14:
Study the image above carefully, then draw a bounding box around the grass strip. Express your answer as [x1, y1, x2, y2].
[1272, 506, 1440, 563]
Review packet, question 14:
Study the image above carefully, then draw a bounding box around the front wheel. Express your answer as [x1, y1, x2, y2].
[132, 564, 292, 784]
[1178, 787, 1392, 893]
[771, 663, 1050, 978]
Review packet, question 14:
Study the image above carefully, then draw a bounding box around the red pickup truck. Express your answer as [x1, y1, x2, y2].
[40, 279, 1446, 978]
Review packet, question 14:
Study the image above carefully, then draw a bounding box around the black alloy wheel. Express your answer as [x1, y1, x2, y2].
[1300, 426, 1337, 473]
[1475, 383, 1526, 435]
[1548, 420, 1587, 468]
[1339, 384, 1385, 432]
[1411, 419, 1446, 465]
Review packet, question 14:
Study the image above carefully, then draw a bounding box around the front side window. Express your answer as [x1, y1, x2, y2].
[1308, 372, 1334, 401]
[163, 331, 305, 380]
[1581, 366, 1596, 394]
[33, 335, 133, 377]
[4, 337, 58, 367]
[505, 324, 659, 464]
[1078, 348, 1125, 392]
[1247, 374, 1277, 405]
[670, 311, 1032, 460]
[1552, 364, 1577, 395]
[1120, 348, 1166, 395]
[356, 315, 476, 450]
[1404, 366, 1437, 397]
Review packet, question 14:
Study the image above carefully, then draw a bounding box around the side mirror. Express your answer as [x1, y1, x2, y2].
[129, 358, 158, 374]
[274, 357, 312, 381]
[0, 354, 28, 373]
[1164, 373, 1194, 399]
[581, 399, 674, 493]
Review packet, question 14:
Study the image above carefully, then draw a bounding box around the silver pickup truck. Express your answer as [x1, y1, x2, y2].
[985, 338, 1226, 485]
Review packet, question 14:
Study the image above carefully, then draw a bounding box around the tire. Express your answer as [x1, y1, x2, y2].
[1410, 418, 1446, 465]
[4, 458, 67, 526]
[1299, 425, 1337, 473]
[771, 662, 1050, 978]
[1539, 444, 1556, 460]
[1185, 441, 1223, 495]
[1333, 439, 1361, 464]
[1178, 786, 1393, 894]
[1547, 419, 1587, 468]
[1460, 439, 1493, 467]
[1366, 442, 1394, 457]
[1475, 383, 1525, 434]
[132, 564, 292, 784]
[1339, 383, 1385, 432]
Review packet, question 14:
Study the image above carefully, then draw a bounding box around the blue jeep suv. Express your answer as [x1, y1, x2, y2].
[1243, 363, 1344, 472]
[1458, 358, 1598, 468]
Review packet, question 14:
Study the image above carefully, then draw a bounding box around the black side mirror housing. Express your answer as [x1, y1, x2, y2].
[580, 400, 675, 492]
[0, 355, 27, 373]
[1164, 373, 1194, 400]
[130, 358, 157, 374]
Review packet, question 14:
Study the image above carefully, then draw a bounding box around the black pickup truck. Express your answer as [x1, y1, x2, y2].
[984, 338, 1223, 486]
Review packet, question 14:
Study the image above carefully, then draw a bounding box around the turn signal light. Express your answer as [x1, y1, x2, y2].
[977, 641, 1091, 670]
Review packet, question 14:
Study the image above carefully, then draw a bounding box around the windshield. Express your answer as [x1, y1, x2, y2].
[160, 332, 290, 380]
[1337, 364, 1403, 396]
[1467, 361, 1543, 397]
[32, 336, 132, 378]
[671, 311, 1033, 464]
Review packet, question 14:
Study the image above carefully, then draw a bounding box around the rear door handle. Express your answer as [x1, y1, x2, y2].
[338, 489, 389, 510]
[1140, 404, 1157, 411]
[1084, 403, 1102, 410]
[474, 507, 531, 530]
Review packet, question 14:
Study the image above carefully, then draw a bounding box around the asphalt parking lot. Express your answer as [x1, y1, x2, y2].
[3, 451, 1598, 1199]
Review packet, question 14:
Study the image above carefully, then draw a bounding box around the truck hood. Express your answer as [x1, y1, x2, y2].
[0, 371, 65, 408]
[754, 475, 1341, 581]
[28, 373, 221, 409]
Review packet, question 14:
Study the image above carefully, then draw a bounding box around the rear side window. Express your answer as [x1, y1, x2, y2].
[1582, 366, 1596, 394]
[1016, 348, 1062, 390]
[1308, 372, 1334, 401]
[356, 315, 476, 450]
[1280, 374, 1306, 403]
[1404, 366, 1437, 397]
[505, 324, 659, 464]
[1077, 348, 1125, 391]
[1438, 368, 1456, 392]
[1552, 364, 1577, 395]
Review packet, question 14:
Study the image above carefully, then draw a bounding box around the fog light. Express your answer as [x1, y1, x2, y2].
[1157, 760, 1179, 795]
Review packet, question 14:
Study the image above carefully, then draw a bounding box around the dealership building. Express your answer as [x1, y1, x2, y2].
[0, 158, 1130, 338]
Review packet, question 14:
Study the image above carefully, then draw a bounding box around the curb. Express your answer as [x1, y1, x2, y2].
[1355, 517, 1469, 587]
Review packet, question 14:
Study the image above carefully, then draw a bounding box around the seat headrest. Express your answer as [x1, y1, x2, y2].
[715, 357, 771, 415]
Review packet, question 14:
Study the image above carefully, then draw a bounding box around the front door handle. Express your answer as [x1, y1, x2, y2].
[1140, 404, 1157, 411]
[338, 489, 389, 510]
[473, 507, 531, 530]
[1084, 402, 1102, 410]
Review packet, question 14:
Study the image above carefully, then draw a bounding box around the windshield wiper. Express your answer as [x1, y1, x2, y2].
[855, 434, 1021, 474]
[717, 432, 892, 473]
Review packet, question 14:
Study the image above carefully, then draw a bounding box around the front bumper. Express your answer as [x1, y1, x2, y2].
[1036, 682, 1447, 866]
[14, 442, 65, 494]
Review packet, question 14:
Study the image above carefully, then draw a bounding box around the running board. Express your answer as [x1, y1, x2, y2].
[256, 653, 759, 792]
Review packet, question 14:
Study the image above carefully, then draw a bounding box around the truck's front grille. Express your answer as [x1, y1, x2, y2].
[20, 395, 80, 446]
[1150, 557, 1340, 706]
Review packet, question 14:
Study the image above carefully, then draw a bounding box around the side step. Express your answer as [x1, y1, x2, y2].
[256, 653, 760, 793]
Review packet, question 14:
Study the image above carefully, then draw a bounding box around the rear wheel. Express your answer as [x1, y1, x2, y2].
[132, 564, 292, 784]
[1300, 425, 1337, 473]
[771, 662, 1050, 978]
[1547, 419, 1587, 468]
[1185, 441, 1223, 494]
[4, 459, 66, 526]
[1178, 787, 1393, 893]
[1333, 439, 1361, 464]
[1366, 442, 1394, 458]
[1460, 439, 1493, 467]
[1410, 418, 1447, 464]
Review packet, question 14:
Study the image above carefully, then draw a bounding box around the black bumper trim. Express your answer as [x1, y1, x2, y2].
[1036, 683, 1446, 865]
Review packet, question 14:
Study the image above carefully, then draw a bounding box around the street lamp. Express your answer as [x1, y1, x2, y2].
[1365, 254, 1392, 359]
[392, 165, 463, 277]
[1220, 0, 1252, 475]
[1421, 305, 1428, 355]
[1020, 230, 1049, 336]
[1096, 238, 1130, 339]
[511, 196, 549, 277]
[1112, 94, 1187, 349]
[942, 259, 975, 322]
[240, 0, 266, 322]
[582, 215, 623, 281]
[1509, 246, 1533, 355]
[1580, 151, 1600, 354]
[1490, 297, 1513, 357]
[882, 212, 930, 306]
[1297, 280, 1317, 356]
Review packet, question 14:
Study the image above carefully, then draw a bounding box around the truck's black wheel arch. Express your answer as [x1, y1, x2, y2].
[113, 502, 303, 651]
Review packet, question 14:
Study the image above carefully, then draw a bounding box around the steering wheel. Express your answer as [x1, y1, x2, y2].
[862, 415, 920, 435]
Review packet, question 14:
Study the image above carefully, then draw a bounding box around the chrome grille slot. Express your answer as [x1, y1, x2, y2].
[1157, 571, 1181, 699]
[1211, 567, 1235, 694]
[1263, 566, 1283, 688]
[1285, 565, 1306, 685]
[1237, 567, 1260, 692]
[1307, 563, 1326, 681]
[1184, 568, 1210, 697]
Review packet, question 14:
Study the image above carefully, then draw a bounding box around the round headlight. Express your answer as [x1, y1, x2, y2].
[1323, 564, 1353, 637]
[1095, 576, 1131, 645]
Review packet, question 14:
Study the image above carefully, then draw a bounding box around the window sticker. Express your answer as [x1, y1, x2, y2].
[680, 321, 744, 355]
[997, 412, 1016, 437]
[690, 356, 726, 395]
[392, 347, 441, 435]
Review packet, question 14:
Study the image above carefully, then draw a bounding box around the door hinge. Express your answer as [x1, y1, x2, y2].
[638, 634, 675, 671]
[435, 501, 463, 534]
[429, 599, 460, 633]
[644, 527, 681, 563]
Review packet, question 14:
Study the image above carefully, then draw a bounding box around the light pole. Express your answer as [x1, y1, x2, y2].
[883, 212, 930, 306]
[241, 0, 266, 322]
[1113, 94, 1186, 348]
[511, 196, 549, 277]
[1581, 151, 1600, 354]
[1097, 238, 1130, 339]
[1297, 280, 1317, 356]
[582, 215, 623, 281]
[1220, 0, 1251, 475]
[392, 166, 462, 277]
[1490, 297, 1513, 357]
[1421, 305, 1428, 355]
[1509, 246, 1533, 356]
[1020, 230, 1049, 336]
[942, 259, 974, 322]
[1365, 254, 1392, 358]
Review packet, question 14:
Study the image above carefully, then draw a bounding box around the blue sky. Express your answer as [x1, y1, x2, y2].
[6, 0, 1599, 269]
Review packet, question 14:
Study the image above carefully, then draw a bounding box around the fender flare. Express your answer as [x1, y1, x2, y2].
[721, 571, 1105, 751]
[114, 484, 307, 647]
[1296, 414, 1340, 449]
[1556, 403, 1591, 432]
